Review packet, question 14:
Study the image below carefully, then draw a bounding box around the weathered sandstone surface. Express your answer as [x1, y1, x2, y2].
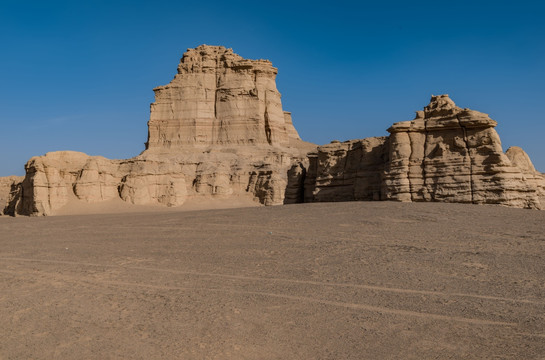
[0, 176, 23, 215]
[147, 46, 300, 148]
[296, 95, 545, 209]
[506, 146, 545, 204]
[3, 47, 543, 215]
[5, 45, 314, 216]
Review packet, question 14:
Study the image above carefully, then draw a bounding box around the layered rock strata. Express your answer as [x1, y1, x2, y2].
[147, 45, 299, 148]
[298, 95, 544, 209]
[4, 47, 543, 215]
[283, 112, 301, 141]
[0, 176, 23, 215]
[6, 45, 314, 216]
[294, 137, 388, 203]
[506, 146, 545, 204]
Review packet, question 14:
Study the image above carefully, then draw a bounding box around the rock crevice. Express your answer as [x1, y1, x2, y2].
[455, 114, 474, 203]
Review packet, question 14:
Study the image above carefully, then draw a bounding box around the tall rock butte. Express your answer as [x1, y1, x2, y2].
[147, 46, 299, 148]
[2, 47, 544, 215]
[4, 45, 314, 216]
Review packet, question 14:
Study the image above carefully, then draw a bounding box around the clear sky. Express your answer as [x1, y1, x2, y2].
[1, 0, 544, 176]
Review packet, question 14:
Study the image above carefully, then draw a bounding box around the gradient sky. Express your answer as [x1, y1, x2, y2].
[1, 0, 544, 176]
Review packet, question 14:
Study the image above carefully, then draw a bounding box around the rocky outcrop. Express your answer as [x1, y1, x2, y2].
[6, 45, 315, 216]
[506, 146, 545, 204]
[147, 45, 299, 149]
[383, 95, 542, 208]
[300, 95, 544, 209]
[5, 47, 543, 215]
[295, 137, 388, 203]
[0, 176, 23, 215]
[283, 112, 301, 141]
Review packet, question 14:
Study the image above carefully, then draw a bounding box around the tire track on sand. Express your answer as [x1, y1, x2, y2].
[0, 268, 515, 327]
[1, 257, 543, 305]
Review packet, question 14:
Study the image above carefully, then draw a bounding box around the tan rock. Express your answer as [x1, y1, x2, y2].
[73, 157, 121, 202]
[147, 45, 290, 148]
[6, 46, 315, 216]
[283, 112, 301, 140]
[284, 160, 308, 204]
[298, 95, 543, 209]
[302, 137, 388, 203]
[506, 146, 540, 174]
[7, 152, 120, 216]
[0, 176, 23, 215]
[6, 48, 542, 215]
[506, 146, 545, 204]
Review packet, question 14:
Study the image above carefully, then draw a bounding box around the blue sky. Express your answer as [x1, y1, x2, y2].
[1, 0, 544, 175]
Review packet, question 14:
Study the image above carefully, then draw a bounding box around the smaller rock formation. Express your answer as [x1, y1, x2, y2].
[293, 137, 388, 203]
[0, 176, 23, 215]
[506, 146, 545, 204]
[298, 95, 544, 209]
[283, 112, 301, 141]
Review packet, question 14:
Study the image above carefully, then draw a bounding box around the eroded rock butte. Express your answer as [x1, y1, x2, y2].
[292, 95, 545, 209]
[1, 48, 543, 215]
[4, 45, 314, 216]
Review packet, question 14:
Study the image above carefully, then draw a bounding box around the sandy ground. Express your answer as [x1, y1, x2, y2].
[52, 196, 261, 216]
[1, 202, 544, 359]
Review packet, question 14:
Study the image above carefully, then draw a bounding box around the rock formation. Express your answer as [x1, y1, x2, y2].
[506, 146, 545, 204]
[3, 47, 543, 216]
[147, 46, 300, 148]
[294, 137, 388, 203]
[0, 176, 23, 215]
[5, 45, 314, 216]
[283, 112, 301, 141]
[296, 95, 544, 209]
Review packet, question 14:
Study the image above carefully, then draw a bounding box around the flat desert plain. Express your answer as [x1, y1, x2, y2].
[1, 202, 544, 359]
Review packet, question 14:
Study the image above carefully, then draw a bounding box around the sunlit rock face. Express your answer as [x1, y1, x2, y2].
[506, 146, 545, 205]
[6, 45, 314, 216]
[0, 176, 23, 215]
[299, 95, 544, 209]
[5, 50, 544, 216]
[296, 137, 388, 204]
[147, 45, 298, 149]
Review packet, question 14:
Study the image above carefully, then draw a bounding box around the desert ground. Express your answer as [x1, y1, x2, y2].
[1, 202, 544, 359]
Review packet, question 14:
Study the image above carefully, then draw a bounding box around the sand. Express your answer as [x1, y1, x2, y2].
[52, 196, 261, 216]
[1, 202, 544, 359]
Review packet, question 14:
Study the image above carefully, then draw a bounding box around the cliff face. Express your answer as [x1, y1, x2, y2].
[4, 48, 543, 216]
[0, 176, 23, 215]
[147, 45, 298, 149]
[291, 137, 388, 204]
[6, 45, 314, 216]
[506, 146, 545, 205]
[300, 95, 544, 209]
